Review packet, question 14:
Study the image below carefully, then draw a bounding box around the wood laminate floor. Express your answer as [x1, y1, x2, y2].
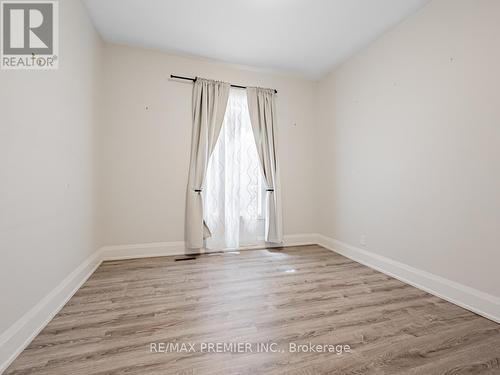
[5, 245, 500, 374]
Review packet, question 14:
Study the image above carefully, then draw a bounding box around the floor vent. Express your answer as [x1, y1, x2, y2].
[174, 257, 197, 261]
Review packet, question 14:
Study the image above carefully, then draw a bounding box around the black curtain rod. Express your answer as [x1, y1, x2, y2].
[170, 75, 277, 94]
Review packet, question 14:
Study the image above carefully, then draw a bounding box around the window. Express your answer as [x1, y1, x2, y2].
[203, 88, 265, 250]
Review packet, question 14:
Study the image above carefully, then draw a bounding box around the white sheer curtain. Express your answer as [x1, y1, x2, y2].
[203, 88, 265, 250]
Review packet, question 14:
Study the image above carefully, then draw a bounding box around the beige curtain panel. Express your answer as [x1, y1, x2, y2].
[185, 78, 230, 250]
[246, 87, 284, 244]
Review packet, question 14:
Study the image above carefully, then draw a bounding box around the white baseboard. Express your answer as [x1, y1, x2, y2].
[100, 241, 186, 260]
[317, 234, 500, 324]
[283, 233, 319, 247]
[0, 250, 102, 374]
[0, 233, 318, 373]
[99, 233, 319, 260]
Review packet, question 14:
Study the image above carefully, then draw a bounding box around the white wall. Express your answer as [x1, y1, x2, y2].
[100, 44, 318, 246]
[0, 0, 103, 340]
[317, 0, 500, 297]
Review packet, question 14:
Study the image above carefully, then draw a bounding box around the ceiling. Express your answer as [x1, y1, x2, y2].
[83, 0, 429, 79]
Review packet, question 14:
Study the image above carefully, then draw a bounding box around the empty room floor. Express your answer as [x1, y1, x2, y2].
[5, 246, 500, 375]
